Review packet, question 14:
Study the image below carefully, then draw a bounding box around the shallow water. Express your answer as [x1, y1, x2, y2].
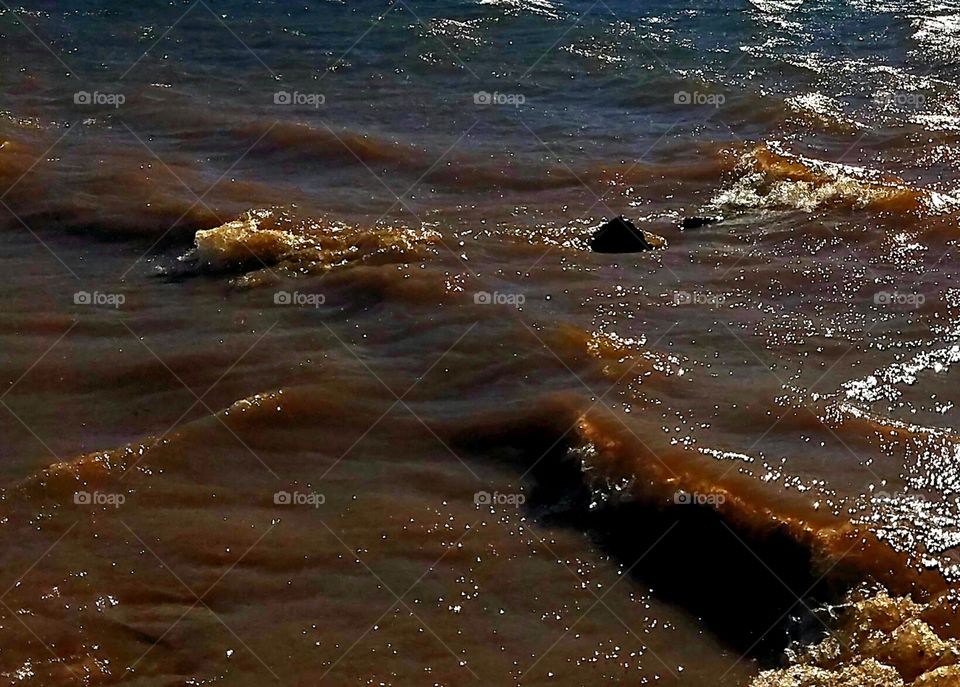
[3, 1, 960, 685]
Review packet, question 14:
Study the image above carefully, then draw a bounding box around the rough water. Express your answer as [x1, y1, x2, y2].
[3, 1, 960, 685]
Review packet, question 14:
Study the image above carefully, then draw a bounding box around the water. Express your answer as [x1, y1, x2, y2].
[3, 1, 960, 685]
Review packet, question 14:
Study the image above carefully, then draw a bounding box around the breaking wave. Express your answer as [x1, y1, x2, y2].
[710, 143, 960, 215]
[180, 208, 443, 284]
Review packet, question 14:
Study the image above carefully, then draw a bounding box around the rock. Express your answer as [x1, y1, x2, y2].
[681, 215, 723, 229]
[589, 216, 661, 253]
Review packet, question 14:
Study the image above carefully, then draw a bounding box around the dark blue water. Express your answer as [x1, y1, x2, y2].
[4, 0, 959, 234]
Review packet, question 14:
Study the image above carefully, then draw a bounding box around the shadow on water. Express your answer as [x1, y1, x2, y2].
[451, 406, 851, 666]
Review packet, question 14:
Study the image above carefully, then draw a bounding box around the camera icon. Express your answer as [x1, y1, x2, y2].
[274, 491, 292, 505]
[673, 490, 691, 505]
[674, 91, 692, 105]
[474, 291, 492, 305]
[673, 291, 692, 305]
[874, 292, 891, 305]
[274, 290, 292, 305]
[74, 291, 92, 305]
[473, 91, 492, 105]
[74, 91, 92, 105]
[274, 91, 292, 105]
[74, 491, 92, 505]
[474, 490, 492, 506]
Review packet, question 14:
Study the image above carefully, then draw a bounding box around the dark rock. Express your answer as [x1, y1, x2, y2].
[681, 215, 723, 230]
[589, 216, 657, 253]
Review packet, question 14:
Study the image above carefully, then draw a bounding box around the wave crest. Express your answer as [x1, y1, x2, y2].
[184, 208, 442, 281]
[711, 143, 959, 215]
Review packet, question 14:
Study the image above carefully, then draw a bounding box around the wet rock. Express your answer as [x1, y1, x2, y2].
[681, 215, 723, 229]
[589, 216, 663, 253]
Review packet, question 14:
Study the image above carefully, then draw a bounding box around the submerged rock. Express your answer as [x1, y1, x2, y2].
[681, 215, 723, 229]
[588, 216, 664, 253]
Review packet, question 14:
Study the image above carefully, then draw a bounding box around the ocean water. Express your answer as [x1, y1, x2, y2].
[3, 1, 960, 685]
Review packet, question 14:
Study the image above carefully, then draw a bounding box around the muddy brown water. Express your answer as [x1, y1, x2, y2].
[5, 2, 960, 684]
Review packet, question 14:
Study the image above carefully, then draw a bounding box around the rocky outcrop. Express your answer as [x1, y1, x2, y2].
[588, 216, 665, 253]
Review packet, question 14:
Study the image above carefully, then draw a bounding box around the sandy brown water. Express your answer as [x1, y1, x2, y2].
[0, 229, 768, 686]
[3, 163, 960, 684]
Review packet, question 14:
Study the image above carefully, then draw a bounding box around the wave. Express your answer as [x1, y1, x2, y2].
[233, 121, 600, 193]
[753, 588, 960, 686]
[0, 128, 253, 240]
[710, 142, 960, 215]
[233, 121, 737, 194]
[232, 121, 427, 169]
[448, 390, 953, 667]
[785, 92, 867, 133]
[843, 343, 960, 408]
[476, 0, 563, 19]
[4, 346, 957, 683]
[177, 208, 443, 284]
